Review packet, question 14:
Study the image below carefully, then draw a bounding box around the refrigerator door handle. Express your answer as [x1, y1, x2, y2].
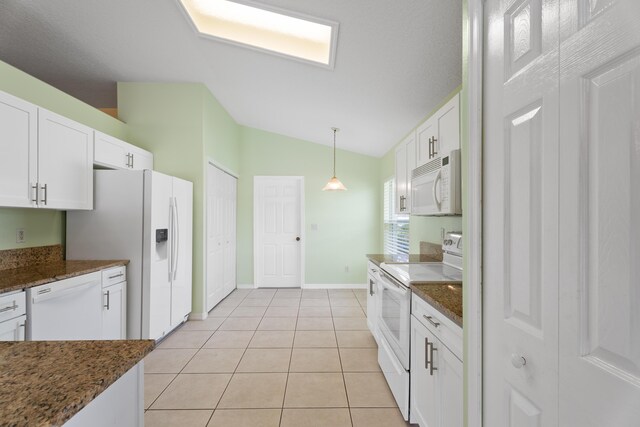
[173, 196, 180, 281]
[168, 197, 174, 281]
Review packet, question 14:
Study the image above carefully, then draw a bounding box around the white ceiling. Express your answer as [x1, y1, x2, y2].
[0, 0, 462, 157]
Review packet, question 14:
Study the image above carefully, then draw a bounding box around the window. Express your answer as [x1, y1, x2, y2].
[179, 0, 339, 68]
[383, 178, 410, 255]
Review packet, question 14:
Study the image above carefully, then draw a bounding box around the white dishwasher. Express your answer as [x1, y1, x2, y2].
[27, 272, 102, 340]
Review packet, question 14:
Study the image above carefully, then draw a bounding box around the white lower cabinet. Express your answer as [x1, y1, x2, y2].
[0, 315, 26, 341]
[366, 261, 379, 340]
[102, 281, 126, 340]
[410, 297, 463, 427]
[0, 290, 27, 341]
[64, 361, 143, 427]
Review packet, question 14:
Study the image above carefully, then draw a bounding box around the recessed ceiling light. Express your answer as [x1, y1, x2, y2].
[178, 0, 339, 68]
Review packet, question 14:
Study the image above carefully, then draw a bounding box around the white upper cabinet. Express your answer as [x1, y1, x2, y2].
[0, 91, 38, 208]
[94, 131, 153, 171]
[395, 132, 416, 214]
[38, 109, 94, 210]
[416, 93, 460, 168]
[0, 91, 94, 210]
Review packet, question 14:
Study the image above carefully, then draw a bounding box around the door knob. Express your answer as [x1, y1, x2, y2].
[296, 237, 301, 241]
[511, 354, 527, 369]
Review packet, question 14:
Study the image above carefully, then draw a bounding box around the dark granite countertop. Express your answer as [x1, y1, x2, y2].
[366, 253, 442, 266]
[0, 340, 154, 427]
[0, 260, 129, 295]
[411, 282, 463, 328]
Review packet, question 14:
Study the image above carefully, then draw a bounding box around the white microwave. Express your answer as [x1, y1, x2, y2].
[411, 149, 461, 216]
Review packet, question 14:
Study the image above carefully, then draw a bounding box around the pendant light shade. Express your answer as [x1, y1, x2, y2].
[322, 127, 347, 191]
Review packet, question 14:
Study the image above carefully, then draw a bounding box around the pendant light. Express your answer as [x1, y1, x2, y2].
[322, 127, 348, 191]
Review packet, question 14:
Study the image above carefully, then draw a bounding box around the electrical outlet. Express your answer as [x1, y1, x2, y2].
[311, 224, 318, 231]
[344, 265, 350, 273]
[16, 228, 25, 244]
[441, 227, 446, 241]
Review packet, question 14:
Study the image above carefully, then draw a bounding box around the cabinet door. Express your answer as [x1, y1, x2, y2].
[395, 143, 407, 214]
[410, 316, 439, 427]
[416, 116, 436, 167]
[94, 131, 128, 170]
[404, 134, 416, 214]
[38, 109, 94, 210]
[436, 94, 460, 157]
[0, 315, 26, 341]
[0, 91, 38, 208]
[170, 177, 193, 328]
[129, 145, 153, 171]
[102, 281, 126, 339]
[439, 345, 463, 427]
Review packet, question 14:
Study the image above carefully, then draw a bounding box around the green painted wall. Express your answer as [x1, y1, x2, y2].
[117, 82, 241, 316]
[379, 87, 464, 253]
[0, 60, 128, 251]
[203, 90, 241, 174]
[117, 83, 206, 315]
[237, 127, 381, 286]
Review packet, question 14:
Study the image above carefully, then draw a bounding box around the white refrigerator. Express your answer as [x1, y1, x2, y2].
[67, 169, 193, 340]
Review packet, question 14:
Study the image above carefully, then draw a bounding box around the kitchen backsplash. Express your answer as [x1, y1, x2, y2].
[420, 241, 443, 261]
[0, 244, 63, 270]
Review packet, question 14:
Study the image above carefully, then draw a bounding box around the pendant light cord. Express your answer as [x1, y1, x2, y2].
[333, 128, 337, 177]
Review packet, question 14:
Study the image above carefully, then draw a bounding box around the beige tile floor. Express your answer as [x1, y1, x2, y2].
[144, 288, 411, 427]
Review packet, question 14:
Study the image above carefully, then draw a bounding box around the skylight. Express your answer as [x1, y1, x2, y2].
[179, 0, 339, 68]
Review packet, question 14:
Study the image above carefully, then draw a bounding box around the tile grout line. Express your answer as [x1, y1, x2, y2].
[279, 290, 302, 426]
[332, 289, 355, 426]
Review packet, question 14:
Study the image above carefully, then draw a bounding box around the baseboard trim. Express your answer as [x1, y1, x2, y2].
[302, 283, 367, 290]
[188, 312, 208, 320]
[236, 284, 255, 289]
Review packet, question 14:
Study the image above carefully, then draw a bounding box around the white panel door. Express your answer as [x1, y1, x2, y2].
[170, 177, 193, 328]
[206, 165, 225, 310]
[484, 0, 560, 424]
[38, 109, 93, 210]
[254, 176, 303, 288]
[206, 165, 237, 311]
[558, 0, 640, 425]
[0, 316, 26, 341]
[223, 172, 237, 295]
[0, 91, 38, 208]
[147, 172, 173, 340]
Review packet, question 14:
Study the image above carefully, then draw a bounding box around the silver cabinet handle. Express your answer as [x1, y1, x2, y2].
[104, 290, 110, 310]
[369, 279, 375, 296]
[41, 183, 47, 205]
[131, 153, 134, 169]
[423, 315, 440, 328]
[428, 339, 438, 375]
[31, 183, 38, 203]
[0, 303, 18, 313]
[425, 337, 430, 370]
[399, 195, 406, 211]
[108, 273, 124, 280]
[432, 136, 438, 157]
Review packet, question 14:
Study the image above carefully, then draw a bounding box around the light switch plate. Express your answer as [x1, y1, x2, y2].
[311, 224, 318, 231]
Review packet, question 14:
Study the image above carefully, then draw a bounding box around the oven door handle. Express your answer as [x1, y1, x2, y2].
[379, 272, 409, 296]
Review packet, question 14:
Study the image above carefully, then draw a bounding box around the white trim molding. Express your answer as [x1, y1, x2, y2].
[302, 283, 367, 290]
[188, 312, 208, 321]
[236, 284, 256, 289]
[466, 0, 484, 426]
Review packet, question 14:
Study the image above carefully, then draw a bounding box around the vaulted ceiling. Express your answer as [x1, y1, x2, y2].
[0, 0, 462, 157]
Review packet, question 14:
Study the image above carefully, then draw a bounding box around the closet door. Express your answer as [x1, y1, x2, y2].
[223, 172, 237, 296]
[206, 165, 237, 312]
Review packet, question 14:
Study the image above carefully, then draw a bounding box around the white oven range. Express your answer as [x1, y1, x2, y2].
[376, 232, 462, 420]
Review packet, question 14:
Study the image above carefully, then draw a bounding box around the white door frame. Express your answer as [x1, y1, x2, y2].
[253, 176, 305, 289]
[199, 158, 239, 319]
[466, 1, 484, 426]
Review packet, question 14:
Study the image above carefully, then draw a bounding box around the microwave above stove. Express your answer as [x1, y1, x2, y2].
[411, 149, 461, 216]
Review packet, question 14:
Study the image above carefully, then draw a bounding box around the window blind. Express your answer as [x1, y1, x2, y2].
[383, 178, 410, 255]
